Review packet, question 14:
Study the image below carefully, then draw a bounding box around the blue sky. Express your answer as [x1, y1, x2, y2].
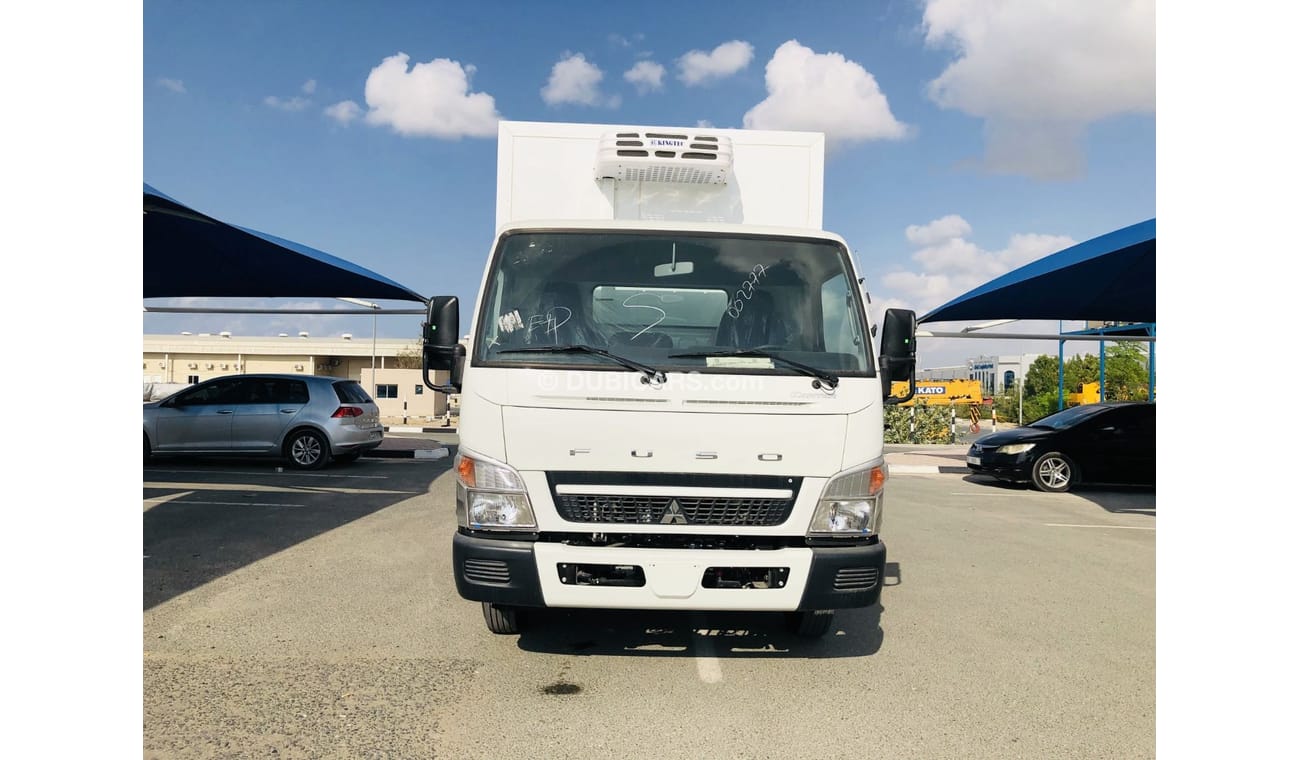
[142, 0, 1156, 367]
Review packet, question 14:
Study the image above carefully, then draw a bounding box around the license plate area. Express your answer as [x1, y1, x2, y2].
[701, 566, 790, 590]
[966, 455, 980, 465]
[557, 563, 646, 587]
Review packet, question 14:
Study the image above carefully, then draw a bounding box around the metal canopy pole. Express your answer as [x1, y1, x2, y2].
[338, 298, 382, 396]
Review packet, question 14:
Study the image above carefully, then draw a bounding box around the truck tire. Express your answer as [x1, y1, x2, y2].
[1031, 451, 1076, 493]
[788, 609, 835, 638]
[482, 602, 522, 635]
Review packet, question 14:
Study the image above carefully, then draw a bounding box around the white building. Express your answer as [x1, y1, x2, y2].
[919, 354, 1044, 397]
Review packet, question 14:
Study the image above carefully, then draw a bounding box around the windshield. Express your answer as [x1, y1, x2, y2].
[1028, 404, 1114, 430]
[476, 231, 874, 376]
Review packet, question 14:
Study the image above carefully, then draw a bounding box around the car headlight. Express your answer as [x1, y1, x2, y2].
[996, 443, 1037, 455]
[454, 451, 537, 530]
[808, 460, 885, 538]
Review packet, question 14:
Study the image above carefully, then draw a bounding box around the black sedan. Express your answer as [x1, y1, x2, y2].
[966, 402, 1155, 492]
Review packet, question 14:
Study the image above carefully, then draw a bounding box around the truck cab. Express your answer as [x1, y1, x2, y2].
[425, 122, 915, 636]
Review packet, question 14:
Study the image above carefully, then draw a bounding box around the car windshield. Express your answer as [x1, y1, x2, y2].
[475, 231, 874, 376]
[1027, 404, 1115, 430]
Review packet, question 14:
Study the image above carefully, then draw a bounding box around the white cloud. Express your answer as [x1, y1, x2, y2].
[696, 120, 715, 129]
[884, 216, 1075, 314]
[870, 217, 1079, 368]
[905, 215, 972, 247]
[923, 0, 1155, 180]
[742, 40, 907, 148]
[677, 40, 753, 86]
[301, 79, 317, 94]
[361, 52, 501, 138]
[324, 100, 362, 125]
[157, 78, 186, 94]
[624, 60, 665, 95]
[263, 95, 310, 111]
[541, 53, 619, 108]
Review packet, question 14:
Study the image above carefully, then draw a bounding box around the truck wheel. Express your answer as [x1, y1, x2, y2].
[1031, 451, 1076, 493]
[482, 602, 522, 635]
[788, 609, 834, 638]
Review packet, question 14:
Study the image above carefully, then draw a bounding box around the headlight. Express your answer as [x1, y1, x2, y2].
[996, 443, 1036, 455]
[454, 451, 537, 530]
[808, 461, 885, 538]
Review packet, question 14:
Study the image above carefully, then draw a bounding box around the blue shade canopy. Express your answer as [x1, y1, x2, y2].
[919, 219, 1155, 324]
[143, 184, 425, 302]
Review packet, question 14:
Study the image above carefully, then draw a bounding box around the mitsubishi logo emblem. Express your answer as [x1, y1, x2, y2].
[661, 499, 688, 525]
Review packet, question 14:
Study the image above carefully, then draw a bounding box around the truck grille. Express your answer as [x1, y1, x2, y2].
[547, 472, 802, 527]
[554, 494, 793, 526]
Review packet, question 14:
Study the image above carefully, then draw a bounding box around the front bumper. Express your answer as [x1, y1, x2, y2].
[452, 531, 885, 611]
[966, 450, 1033, 482]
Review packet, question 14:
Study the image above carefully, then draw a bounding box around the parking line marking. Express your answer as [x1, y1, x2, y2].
[142, 498, 303, 508]
[1043, 523, 1155, 531]
[144, 468, 390, 480]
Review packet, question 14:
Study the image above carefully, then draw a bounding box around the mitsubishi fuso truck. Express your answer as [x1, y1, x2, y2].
[423, 121, 917, 637]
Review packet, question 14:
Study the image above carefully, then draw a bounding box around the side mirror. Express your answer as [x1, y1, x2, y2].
[879, 308, 917, 405]
[423, 296, 465, 394]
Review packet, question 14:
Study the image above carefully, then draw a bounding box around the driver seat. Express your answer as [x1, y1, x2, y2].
[714, 290, 788, 348]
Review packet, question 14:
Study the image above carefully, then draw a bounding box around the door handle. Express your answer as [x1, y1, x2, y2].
[280, 408, 299, 414]
[218, 409, 235, 414]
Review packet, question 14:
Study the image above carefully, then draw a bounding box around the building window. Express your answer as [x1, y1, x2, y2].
[414, 385, 423, 395]
[376, 384, 398, 399]
[187, 375, 199, 385]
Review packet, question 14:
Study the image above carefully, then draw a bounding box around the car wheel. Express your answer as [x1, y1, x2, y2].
[1031, 451, 1076, 493]
[787, 609, 835, 638]
[482, 602, 522, 635]
[286, 429, 328, 470]
[143, 433, 152, 464]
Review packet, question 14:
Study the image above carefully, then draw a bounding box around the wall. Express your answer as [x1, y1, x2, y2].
[361, 368, 449, 421]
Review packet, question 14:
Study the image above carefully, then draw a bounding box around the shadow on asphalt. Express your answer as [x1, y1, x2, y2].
[514, 565, 900, 660]
[143, 454, 454, 611]
[959, 474, 1156, 516]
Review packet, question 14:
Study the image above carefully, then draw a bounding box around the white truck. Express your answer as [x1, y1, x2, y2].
[423, 121, 916, 637]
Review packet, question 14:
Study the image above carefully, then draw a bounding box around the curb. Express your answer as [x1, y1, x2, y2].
[385, 425, 458, 434]
[889, 464, 970, 475]
[364, 446, 450, 460]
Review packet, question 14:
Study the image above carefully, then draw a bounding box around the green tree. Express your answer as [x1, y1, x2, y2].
[1023, 354, 1062, 398]
[394, 348, 422, 369]
[1102, 342, 1151, 400]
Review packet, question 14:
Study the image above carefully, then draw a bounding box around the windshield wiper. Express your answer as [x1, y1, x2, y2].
[499, 345, 666, 384]
[668, 348, 839, 389]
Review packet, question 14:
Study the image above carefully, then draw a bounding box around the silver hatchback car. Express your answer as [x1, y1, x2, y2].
[143, 374, 384, 469]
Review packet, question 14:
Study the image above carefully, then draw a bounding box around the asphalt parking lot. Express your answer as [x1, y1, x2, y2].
[143, 448, 1154, 759]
